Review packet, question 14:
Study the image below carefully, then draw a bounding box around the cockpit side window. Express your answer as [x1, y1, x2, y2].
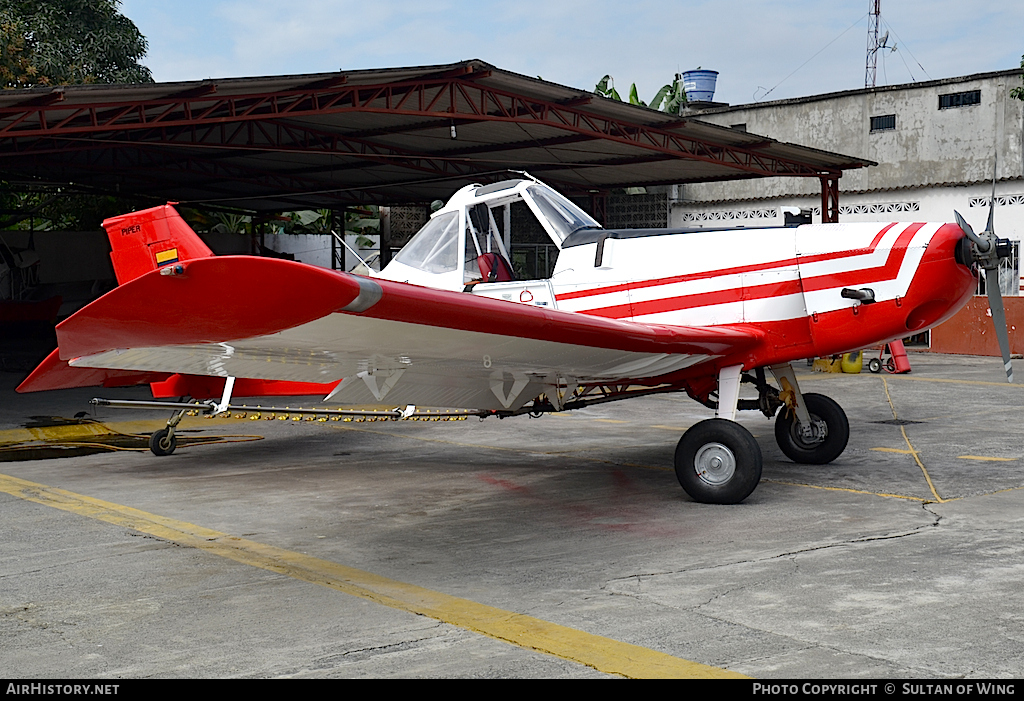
[465, 203, 514, 283]
[392, 211, 460, 273]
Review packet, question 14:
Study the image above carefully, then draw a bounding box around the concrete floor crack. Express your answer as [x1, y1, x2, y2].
[604, 525, 936, 588]
[337, 624, 449, 660]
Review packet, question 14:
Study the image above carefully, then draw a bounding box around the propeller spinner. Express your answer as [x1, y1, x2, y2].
[953, 173, 1014, 382]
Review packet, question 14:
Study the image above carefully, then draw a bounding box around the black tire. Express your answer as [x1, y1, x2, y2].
[675, 419, 762, 504]
[884, 357, 896, 374]
[149, 428, 177, 456]
[774, 393, 849, 464]
[868, 358, 882, 373]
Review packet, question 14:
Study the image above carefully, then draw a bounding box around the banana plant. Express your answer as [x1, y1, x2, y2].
[595, 73, 687, 114]
[211, 211, 251, 234]
[594, 75, 621, 101]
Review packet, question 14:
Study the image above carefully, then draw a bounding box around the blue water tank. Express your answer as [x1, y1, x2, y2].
[682, 70, 718, 102]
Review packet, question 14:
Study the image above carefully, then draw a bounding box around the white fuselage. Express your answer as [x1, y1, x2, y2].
[379, 179, 938, 329]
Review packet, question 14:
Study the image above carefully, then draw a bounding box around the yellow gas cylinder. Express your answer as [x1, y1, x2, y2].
[812, 357, 843, 373]
[841, 350, 863, 374]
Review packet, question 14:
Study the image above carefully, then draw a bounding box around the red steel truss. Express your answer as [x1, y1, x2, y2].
[0, 62, 870, 210]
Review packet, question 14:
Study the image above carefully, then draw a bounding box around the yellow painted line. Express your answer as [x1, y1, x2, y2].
[769, 478, 1024, 504]
[881, 377, 947, 503]
[764, 479, 929, 502]
[871, 447, 915, 454]
[959, 455, 1018, 462]
[0, 472, 744, 679]
[652, 425, 692, 432]
[884, 375, 1024, 389]
[0, 417, 211, 446]
[792, 371, 1023, 389]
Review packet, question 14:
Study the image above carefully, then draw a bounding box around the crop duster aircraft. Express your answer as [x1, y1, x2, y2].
[17, 177, 1013, 504]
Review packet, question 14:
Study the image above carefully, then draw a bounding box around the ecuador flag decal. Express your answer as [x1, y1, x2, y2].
[155, 248, 179, 266]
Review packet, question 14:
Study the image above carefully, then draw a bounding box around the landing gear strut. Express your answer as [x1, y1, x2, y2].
[147, 376, 236, 457]
[149, 408, 186, 456]
[149, 426, 177, 456]
[769, 364, 849, 465]
[774, 393, 849, 464]
[674, 363, 851, 503]
[675, 364, 763, 504]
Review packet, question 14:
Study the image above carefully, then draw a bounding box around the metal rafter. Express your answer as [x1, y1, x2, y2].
[0, 75, 841, 181]
[0, 120, 487, 183]
[8, 141, 401, 207]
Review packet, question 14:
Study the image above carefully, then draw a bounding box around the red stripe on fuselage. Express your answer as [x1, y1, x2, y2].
[565, 224, 920, 320]
[800, 222, 923, 292]
[555, 223, 898, 303]
[581, 279, 805, 319]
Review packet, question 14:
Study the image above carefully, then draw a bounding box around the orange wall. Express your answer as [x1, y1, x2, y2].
[927, 296, 1024, 356]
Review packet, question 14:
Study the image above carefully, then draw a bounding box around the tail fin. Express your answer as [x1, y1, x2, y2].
[103, 203, 213, 285]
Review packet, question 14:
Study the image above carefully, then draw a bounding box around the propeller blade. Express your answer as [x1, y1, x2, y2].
[986, 159, 997, 233]
[985, 266, 1014, 383]
[954, 210, 987, 250]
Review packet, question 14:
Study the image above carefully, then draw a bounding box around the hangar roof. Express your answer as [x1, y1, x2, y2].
[0, 60, 875, 212]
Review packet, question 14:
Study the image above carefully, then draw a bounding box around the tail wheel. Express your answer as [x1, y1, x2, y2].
[149, 428, 177, 456]
[774, 393, 849, 464]
[675, 419, 762, 504]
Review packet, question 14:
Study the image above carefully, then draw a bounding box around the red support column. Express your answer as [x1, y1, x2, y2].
[820, 175, 840, 223]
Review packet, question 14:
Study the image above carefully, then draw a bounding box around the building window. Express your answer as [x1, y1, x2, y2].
[939, 90, 981, 109]
[870, 114, 896, 132]
[729, 123, 747, 132]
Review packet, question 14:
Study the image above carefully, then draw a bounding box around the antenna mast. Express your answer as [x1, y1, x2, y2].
[866, 0, 881, 87]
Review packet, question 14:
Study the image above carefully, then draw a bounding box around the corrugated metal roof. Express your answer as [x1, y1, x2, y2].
[0, 60, 875, 212]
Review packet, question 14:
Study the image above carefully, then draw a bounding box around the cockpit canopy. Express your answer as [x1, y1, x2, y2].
[384, 179, 600, 289]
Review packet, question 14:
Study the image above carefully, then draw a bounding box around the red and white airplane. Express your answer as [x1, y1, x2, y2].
[17, 177, 1009, 504]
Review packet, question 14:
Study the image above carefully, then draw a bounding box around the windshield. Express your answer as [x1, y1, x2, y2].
[524, 184, 601, 242]
[391, 211, 460, 273]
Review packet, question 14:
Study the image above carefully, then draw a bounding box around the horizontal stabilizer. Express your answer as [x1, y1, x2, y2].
[16, 348, 169, 393]
[54, 256, 367, 360]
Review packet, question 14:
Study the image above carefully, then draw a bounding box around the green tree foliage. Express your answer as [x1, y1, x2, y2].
[0, 189, 140, 231]
[1, 2, 153, 232]
[0, 0, 152, 89]
[1011, 54, 1024, 102]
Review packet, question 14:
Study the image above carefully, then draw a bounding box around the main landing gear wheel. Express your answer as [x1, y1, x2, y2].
[774, 393, 849, 465]
[149, 428, 177, 456]
[675, 419, 762, 504]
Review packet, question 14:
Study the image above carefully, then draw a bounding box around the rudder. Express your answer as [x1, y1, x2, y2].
[103, 203, 213, 285]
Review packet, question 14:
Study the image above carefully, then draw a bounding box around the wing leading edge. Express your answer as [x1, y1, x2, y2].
[20, 257, 764, 410]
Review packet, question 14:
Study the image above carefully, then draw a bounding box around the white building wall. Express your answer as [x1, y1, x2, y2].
[261, 232, 380, 271]
[678, 69, 1024, 202]
[670, 69, 1024, 293]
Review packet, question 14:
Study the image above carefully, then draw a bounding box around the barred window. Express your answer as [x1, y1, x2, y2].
[870, 114, 896, 132]
[939, 90, 980, 109]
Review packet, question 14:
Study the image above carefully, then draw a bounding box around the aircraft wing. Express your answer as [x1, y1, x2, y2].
[20, 257, 763, 410]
